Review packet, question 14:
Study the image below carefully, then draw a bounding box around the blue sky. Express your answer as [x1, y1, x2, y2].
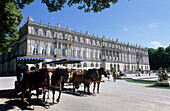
[20, 0, 170, 49]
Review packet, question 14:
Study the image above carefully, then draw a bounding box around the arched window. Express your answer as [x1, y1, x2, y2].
[72, 36, 74, 41]
[50, 45, 54, 55]
[91, 40, 93, 45]
[77, 48, 80, 58]
[62, 45, 65, 56]
[72, 48, 75, 57]
[83, 38, 86, 43]
[91, 63, 94, 67]
[90, 51, 93, 59]
[95, 51, 97, 59]
[42, 44, 46, 55]
[78, 37, 80, 42]
[43, 31, 46, 36]
[96, 63, 98, 67]
[99, 52, 102, 59]
[33, 43, 38, 55]
[35, 29, 38, 35]
[83, 62, 87, 67]
[83, 49, 86, 58]
[51, 32, 54, 38]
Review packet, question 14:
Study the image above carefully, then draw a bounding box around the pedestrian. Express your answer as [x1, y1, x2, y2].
[107, 70, 110, 81]
[112, 72, 117, 82]
[149, 71, 150, 76]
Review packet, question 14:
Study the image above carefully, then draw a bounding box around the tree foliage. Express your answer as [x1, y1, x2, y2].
[16, 0, 118, 13]
[0, 0, 23, 53]
[148, 46, 170, 71]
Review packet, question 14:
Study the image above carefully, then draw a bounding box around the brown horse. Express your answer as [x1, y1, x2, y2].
[93, 67, 107, 93]
[51, 68, 69, 103]
[72, 69, 100, 95]
[21, 68, 49, 105]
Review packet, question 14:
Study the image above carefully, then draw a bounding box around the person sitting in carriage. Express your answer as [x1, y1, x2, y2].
[19, 61, 28, 82]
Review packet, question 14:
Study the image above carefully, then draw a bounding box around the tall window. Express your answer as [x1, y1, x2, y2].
[50, 45, 54, 55]
[42, 44, 46, 55]
[33, 43, 38, 55]
[83, 38, 86, 43]
[90, 51, 93, 59]
[91, 40, 93, 45]
[72, 36, 74, 42]
[83, 50, 86, 58]
[35, 29, 38, 35]
[51, 32, 54, 38]
[77, 48, 80, 58]
[43, 31, 46, 36]
[78, 37, 80, 43]
[95, 51, 97, 59]
[72, 48, 75, 57]
[62, 45, 65, 56]
[99, 53, 102, 59]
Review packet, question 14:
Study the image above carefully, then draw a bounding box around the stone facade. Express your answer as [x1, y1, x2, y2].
[0, 16, 150, 74]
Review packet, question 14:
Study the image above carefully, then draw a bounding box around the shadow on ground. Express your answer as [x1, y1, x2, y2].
[0, 88, 95, 110]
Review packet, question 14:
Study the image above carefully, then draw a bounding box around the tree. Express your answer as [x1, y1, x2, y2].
[16, 0, 118, 13]
[148, 48, 157, 70]
[0, 0, 23, 53]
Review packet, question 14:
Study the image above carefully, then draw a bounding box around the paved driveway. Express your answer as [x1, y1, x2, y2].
[0, 77, 170, 111]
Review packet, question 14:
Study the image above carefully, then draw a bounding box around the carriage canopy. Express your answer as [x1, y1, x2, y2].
[17, 57, 45, 64]
[46, 58, 85, 64]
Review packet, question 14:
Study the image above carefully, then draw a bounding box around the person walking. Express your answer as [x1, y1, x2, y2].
[112, 72, 117, 82]
[107, 70, 110, 81]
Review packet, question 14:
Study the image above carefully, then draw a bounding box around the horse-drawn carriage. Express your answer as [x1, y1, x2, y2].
[14, 57, 45, 96]
[14, 57, 107, 105]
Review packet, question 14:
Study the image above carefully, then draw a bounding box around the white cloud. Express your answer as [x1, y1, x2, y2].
[123, 28, 128, 31]
[149, 24, 158, 28]
[150, 41, 163, 48]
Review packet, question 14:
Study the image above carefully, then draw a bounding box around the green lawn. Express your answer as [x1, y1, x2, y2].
[120, 78, 170, 89]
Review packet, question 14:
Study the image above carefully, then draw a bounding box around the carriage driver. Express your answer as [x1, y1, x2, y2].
[20, 60, 28, 82]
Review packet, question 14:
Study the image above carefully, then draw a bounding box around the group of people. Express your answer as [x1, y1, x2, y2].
[106, 71, 118, 82]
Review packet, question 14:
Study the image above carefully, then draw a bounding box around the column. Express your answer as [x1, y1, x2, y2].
[56, 42, 59, 56]
[30, 40, 33, 55]
[47, 43, 50, 56]
[27, 39, 30, 55]
[75, 47, 77, 57]
[67, 44, 69, 57]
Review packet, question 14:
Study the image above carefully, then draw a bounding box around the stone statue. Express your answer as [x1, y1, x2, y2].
[158, 67, 169, 81]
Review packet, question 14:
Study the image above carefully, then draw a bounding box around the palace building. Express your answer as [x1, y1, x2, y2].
[0, 16, 150, 74]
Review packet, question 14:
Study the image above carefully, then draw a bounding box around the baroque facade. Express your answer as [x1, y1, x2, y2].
[0, 16, 150, 74]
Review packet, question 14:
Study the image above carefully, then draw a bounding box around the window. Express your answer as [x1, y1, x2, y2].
[96, 63, 98, 67]
[72, 48, 75, 57]
[83, 50, 86, 58]
[43, 31, 46, 36]
[83, 38, 86, 43]
[78, 37, 80, 43]
[95, 52, 97, 59]
[91, 63, 94, 67]
[50, 45, 54, 55]
[99, 53, 102, 59]
[72, 36, 74, 42]
[35, 29, 38, 35]
[83, 63, 87, 67]
[51, 32, 54, 38]
[62, 45, 65, 56]
[90, 51, 93, 59]
[42, 44, 46, 55]
[33, 43, 38, 55]
[77, 48, 80, 58]
[91, 40, 93, 45]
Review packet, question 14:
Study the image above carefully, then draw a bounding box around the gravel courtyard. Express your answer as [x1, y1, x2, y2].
[0, 77, 170, 111]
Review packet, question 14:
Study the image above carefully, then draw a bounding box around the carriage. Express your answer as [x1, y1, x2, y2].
[14, 57, 45, 96]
